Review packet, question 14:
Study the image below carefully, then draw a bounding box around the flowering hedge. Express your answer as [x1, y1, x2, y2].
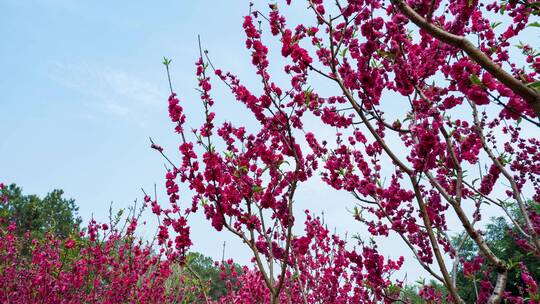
[0, 183, 216, 303]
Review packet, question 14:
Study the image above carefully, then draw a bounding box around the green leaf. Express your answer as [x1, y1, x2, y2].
[526, 80, 540, 89]
[303, 88, 313, 105]
[200, 198, 208, 206]
[340, 47, 349, 58]
[162, 57, 172, 66]
[252, 185, 264, 193]
[353, 206, 360, 217]
[278, 160, 290, 167]
[527, 21, 540, 28]
[491, 21, 502, 29]
[223, 151, 234, 159]
[469, 74, 483, 86]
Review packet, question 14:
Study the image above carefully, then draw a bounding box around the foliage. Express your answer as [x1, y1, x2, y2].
[0, 183, 81, 239]
[0, 183, 82, 257]
[184, 251, 244, 300]
[454, 206, 540, 302]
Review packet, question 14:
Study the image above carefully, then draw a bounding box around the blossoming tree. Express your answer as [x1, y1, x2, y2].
[150, 0, 540, 303]
[0, 0, 538, 302]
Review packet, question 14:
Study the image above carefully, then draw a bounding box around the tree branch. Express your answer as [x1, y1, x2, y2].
[394, 0, 540, 117]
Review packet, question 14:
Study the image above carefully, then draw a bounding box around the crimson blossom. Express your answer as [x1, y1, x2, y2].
[149, 0, 540, 303]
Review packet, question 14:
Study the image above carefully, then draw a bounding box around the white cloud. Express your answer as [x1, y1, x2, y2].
[49, 61, 162, 117]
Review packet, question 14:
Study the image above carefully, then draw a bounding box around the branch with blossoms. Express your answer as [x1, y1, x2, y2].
[151, 0, 540, 303]
[214, 212, 404, 304]
[393, 0, 540, 116]
[151, 27, 325, 302]
[274, 0, 538, 303]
